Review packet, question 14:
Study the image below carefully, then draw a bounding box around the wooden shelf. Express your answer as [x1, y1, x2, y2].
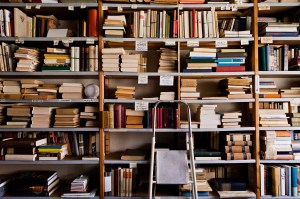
[0, 99, 99, 103]
[0, 71, 99, 78]
[0, 3, 98, 7]
[104, 127, 255, 132]
[0, 128, 99, 132]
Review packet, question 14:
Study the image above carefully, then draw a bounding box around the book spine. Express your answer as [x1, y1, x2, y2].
[108, 104, 114, 128]
[292, 166, 298, 196]
[114, 104, 122, 128]
[225, 146, 250, 153]
[88, 9, 98, 37]
[226, 152, 251, 160]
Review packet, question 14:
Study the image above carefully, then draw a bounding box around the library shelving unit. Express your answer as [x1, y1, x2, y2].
[0, 1, 101, 198]
[99, 0, 261, 198]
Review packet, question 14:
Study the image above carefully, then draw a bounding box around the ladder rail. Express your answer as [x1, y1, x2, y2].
[148, 100, 198, 199]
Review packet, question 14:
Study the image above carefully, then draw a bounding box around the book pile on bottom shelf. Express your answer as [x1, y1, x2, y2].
[61, 175, 97, 198]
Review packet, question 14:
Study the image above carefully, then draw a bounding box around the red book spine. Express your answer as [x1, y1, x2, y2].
[151, 108, 154, 128]
[163, 108, 168, 128]
[173, 10, 177, 38]
[216, 66, 246, 72]
[122, 106, 126, 128]
[114, 104, 122, 128]
[159, 108, 163, 128]
[88, 9, 98, 37]
[156, 108, 160, 128]
[192, 9, 196, 38]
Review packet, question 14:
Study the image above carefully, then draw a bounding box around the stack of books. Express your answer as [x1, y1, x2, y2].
[160, 91, 175, 100]
[9, 170, 59, 196]
[14, 47, 40, 72]
[180, 79, 200, 100]
[220, 30, 252, 38]
[280, 86, 300, 98]
[196, 104, 220, 128]
[2, 80, 21, 99]
[292, 132, 300, 160]
[184, 48, 216, 72]
[158, 48, 177, 73]
[259, 80, 280, 98]
[180, 168, 213, 196]
[287, 112, 300, 127]
[259, 109, 290, 127]
[31, 107, 54, 128]
[258, 22, 299, 37]
[194, 149, 221, 160]
[80, 105, 98, 127]
[37, 143, 68, 160]
[126, 109, 144, 128]
[36, 84, 59, 99]
[21, 79, 44, 100]
[223, 133, 252, 160]
[221, 112, 242, 128]
[260, 130, 292, 160]
[0, 137, 47, 161]
[62, 175, 97, 198]
[218, 77, 252, 99]
[5, 105, 32, 128]
[121, 54, 140, 72]
[102, 48, 125, 72]
[180, 121, 199, 128]
[115, 86, 135, 99]
[103, 15, 126, 38]
[59, 83, 83, 99]
[43, 48, 71, 71]
[215, 49, 247, 72]
[54, 108, 80, 128]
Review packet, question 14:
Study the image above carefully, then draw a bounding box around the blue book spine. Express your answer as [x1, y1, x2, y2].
[291, 166, 298, 196]
[181, 191, 209, 196]
[217, 63, 242, 67]
[216, 58, 245, 63]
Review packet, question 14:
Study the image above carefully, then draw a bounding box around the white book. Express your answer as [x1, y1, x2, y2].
[4, 9, 11, 37]
[146, 9, 151, 38]
[139, 10, 145, 38]
[95, 45, 98, 71]
[203, 11, 208, 38]
[71, 47, 75, 71]
[207, 11, 213, 38]
[197, 11, 203, 38]
[184, 11, 189, 38]
[74, 47, 80, 72]
[0, 9, 5, 37]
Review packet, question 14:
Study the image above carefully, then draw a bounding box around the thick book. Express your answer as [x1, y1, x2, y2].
[194, 149, 221, 157]
[121, 149, 148, 161]
[88, 9, 98, 37]
[214, 178, 247, 191]
[226, 153, 251, 160]
[0, 138, 47, 147]
[225, 146, 250, 153]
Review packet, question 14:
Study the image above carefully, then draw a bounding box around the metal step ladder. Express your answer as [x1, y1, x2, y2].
[148, 100, 198, 199]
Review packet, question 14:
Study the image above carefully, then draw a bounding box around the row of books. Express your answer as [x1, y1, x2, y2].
[0, 0, 97, 2]
[102, 0, 253, 4]
[258, 21, 299, 37]
[0, 131, 97, 159]
[258, 80, 300, 98]
[0, 43, 99, 72]
[0, 104, 98, 128]
[184, 48, 248, 73]
[104, 103, 179, 129]
[259, 45, 300, 71]
[0, 80, 98, 100]
[1, 8, 98, 37]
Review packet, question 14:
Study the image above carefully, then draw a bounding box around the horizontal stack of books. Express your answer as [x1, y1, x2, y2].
[221, 112, 242, 128]
[103, 15, 126, 38]
[9, 170, 60, 196]
[194, 149, 221, 160]
[121, 54, 145, 73]
[102, 48, 125, 72]
[159, 91, 175, 100]
[259, 22, 299, 37]
[218, 77, 252, 99]
[216, 49, 247, 72]
[80, 105, 98, 127]
[14, 47, 40, 72]
[43, 48, 71, 71]
[260, 130, 292, 160]
[31, 107, 54, 128]
[185, 48, 216, 72]
[59, 83, 83, 99]
[259, 80, 280, 98]
[126, 109, 144, 129]
[259, 109, 290, 127]
[196, 104, 220, 128]
[54, 108, 80, 128]
[158, 48, 177, 73]
[115, 86, 135, 99]
[2, 80, 21, 99]
[5, 105, 31, 128]
[37, 143, 68, 160]
[223, 133, 252, 160]
[0, 137, 47, 161]
[180, 79, 200, 100]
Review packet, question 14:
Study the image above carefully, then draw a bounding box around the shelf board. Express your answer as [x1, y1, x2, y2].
[104, 159, 149, 164]
[261, 196, 300, 199]
[258, 2, 300, 7]
[105, 197, 216, 199]
[259, 98, 298, 102]
[180, 3, 254, 8]
[0, 71, 99, 78]
[0, 160, 99, 165]
[0, 99, 99, 103]
[103, 37, 254, 42]
[195, 159, 256, 164]
[103, 3, 178, 9]
[260, 160, 300, 164]
[260, 127, 300, 131]
[180, 71, 255, 77]
[0, 37, 98, 42]
[104, 99, 255, 103]
[104, 127, 255, 132]
[259, 71, 300, 77]
[103, 72, 179, 77]
[0, 128, 99, 132]
[0, 3, 98, 7]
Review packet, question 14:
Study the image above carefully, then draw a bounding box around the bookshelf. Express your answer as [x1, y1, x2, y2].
[0, 1, 101, 198]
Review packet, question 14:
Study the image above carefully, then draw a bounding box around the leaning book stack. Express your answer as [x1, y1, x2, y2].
[61, 175, 97, 198]
[223, 134, 252, 160]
